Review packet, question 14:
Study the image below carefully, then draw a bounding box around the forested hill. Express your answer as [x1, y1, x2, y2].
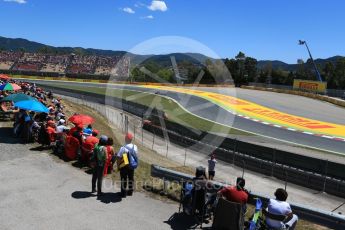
[1, 35, 343, 72]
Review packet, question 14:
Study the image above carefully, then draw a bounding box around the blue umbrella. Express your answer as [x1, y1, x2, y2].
[14, 100, 49, 113]
[1, 93, 37, 103]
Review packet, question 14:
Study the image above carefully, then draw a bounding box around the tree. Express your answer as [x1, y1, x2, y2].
[157, 68, 174, 82]
[334, 57, 345, 88]
[323, 62, 336, 88]
[244, 57, 257, 82]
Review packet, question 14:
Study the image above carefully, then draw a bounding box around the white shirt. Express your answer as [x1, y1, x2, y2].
[117, 143, 138, 158]
[266, 199, 292, 228]
[56, 125, 67, 133]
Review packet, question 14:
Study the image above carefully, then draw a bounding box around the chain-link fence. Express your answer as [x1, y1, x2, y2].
[45, 85, 345, 198]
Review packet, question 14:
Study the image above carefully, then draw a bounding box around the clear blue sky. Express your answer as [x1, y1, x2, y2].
[1, 0, 344, 63]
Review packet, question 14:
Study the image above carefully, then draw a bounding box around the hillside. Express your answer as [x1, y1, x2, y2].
[0, 36, 343, 71]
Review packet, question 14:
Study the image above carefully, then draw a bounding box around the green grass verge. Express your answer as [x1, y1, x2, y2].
[44, 82, 251, 136]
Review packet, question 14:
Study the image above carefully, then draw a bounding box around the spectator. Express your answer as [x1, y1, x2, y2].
[56, 119, 67, 133]
[81, 129, 99, 163]
[91, 135, 108, 196]
[69, 123, 83, 136]
[64, 134, 80, 160]
[266, 188, 298, 230]
[218, 177, 249, 205]
[116, 132, 138, 198]
[46, 120, 56, 143]
[104, 137, 115, 176]
[208, 153, 217, 180]
[192, 166, 208, 216]
[83, 124, 93, 136]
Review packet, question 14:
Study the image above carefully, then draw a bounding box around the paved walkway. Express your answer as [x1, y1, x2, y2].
[0, 123, 188, 230]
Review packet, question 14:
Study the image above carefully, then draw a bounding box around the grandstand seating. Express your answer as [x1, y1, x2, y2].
[0, 51, 130, 77]
[41, 55, 70, 73]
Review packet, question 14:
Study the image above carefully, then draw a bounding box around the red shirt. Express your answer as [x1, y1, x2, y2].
[65, 136, 80, 160]
[46, 126, 56, 142]
[68, 127, 78, 136]
[219, 186, 248, 204]
[82, 136, 99, 152]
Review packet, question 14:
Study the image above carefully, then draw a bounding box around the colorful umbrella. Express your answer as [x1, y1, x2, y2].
[0, 74, 11, 80]
[1, 93, 37, 103]
[14, 100, 49, 113]
[0, 83, 21, 91]
[68, 114, 94, 125]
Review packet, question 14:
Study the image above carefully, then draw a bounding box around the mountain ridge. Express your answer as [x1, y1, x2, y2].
[0, 36, 343, 71]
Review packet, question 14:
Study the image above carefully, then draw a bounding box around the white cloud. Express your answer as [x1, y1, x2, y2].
[4, 0, 27, 4]
[134, 2, 145, 8]
[148, 0, 167, 12]
[141, 15, 154, 19]
[122, 7, 135, 14]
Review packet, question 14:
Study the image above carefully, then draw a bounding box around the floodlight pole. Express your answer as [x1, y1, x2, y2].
[298, 40, 322, 82]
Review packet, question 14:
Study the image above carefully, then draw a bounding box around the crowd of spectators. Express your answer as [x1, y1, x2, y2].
[95, 56, 121, 75]
[0, 51, 130, 77]
[12, 53, 47, 72]
[0, 51, 23, 70]
[1, 77, 139, 198]
[66, 55, 98, 74]
[41, 55, 70, 73]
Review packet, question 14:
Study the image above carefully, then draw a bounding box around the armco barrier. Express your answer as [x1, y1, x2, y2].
[37, 84, 345, 198]
[151, 165, 345, 230]
[242, 85, 345, 108]
[13, 74, 235, 87]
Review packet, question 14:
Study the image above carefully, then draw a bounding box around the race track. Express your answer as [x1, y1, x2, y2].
[26, 80, 345, 155]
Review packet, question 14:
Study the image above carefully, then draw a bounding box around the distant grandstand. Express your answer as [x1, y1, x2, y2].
[0, 51, 130, 79]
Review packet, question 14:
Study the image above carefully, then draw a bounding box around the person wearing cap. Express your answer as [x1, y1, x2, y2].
[91, 135, 108, 196]
[56, 119, 67, 133]
[83, 124, 93, 136]
[116, 132, 138, 197]
[46, 120, 57, 143]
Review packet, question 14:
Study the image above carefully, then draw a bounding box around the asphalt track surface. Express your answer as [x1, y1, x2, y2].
[30, 80, 345, 155]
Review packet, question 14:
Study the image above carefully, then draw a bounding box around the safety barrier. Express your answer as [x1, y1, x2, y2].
[242, 85, 345, 108]
[12, 74, 234, 87]
[36, 84, 345, 198]
[151, 164, 345, 230]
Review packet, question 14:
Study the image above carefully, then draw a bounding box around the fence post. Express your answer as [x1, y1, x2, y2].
[166, 142, 169, 158]
[152, 130, 155, 150]
[242, 160, 246, 178]
[133, 124, 136, 141]
[271, 148, 276, 177]
[141, 125, 144, 145]
[322, 159, 329, 193]
[232, 138, 237, 165]
[184, 148, 187, 166]
[125, 115, 129, 133]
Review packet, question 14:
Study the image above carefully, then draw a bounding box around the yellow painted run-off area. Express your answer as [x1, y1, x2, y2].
[144, 85, 345, 139]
